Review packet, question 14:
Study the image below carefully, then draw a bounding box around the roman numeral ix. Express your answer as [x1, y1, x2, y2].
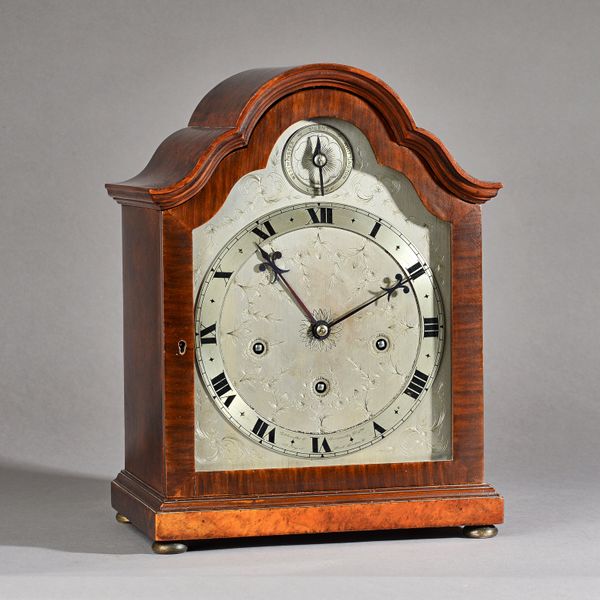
[198, 322, 217, 345]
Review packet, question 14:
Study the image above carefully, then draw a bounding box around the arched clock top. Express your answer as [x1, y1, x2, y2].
[105, 64, 502, 210]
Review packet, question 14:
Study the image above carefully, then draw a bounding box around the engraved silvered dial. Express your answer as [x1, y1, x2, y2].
[194, 202, 445, 459]
[282, 124, 353, 195]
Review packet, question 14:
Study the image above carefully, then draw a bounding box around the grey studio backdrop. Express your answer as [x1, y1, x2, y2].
[1, 1, 598, 598]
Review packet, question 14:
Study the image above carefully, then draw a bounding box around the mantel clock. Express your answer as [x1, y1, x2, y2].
[106, 64, 504, 554]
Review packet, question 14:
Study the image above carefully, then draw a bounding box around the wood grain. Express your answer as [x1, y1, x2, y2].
[112, 471, 503, 542]
[121, 207, 165, 492]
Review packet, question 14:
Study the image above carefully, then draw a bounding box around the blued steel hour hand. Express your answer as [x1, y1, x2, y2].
[328, 273, 410, 328]
[256, 244, 316, 324]
[256, 244, 289, 283]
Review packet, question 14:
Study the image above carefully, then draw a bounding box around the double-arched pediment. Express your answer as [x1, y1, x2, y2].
[106, 64, 501, 209]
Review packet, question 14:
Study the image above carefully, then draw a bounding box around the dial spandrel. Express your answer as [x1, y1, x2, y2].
[193, 118, 451, 471]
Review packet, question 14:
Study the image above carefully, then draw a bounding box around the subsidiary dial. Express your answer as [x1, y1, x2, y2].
[282, 124, 353, 196]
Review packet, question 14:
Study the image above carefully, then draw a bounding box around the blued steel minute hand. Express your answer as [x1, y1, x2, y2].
[328, 274, 410, 328]
[256, 245, 316, 325]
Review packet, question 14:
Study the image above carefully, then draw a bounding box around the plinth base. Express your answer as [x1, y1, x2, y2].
[112, 470, 503, 548]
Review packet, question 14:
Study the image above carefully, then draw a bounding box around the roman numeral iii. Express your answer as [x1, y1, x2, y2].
[404, 369, 429, 399]
[307, 207, 333, 224]
[424, 317, 439, 338]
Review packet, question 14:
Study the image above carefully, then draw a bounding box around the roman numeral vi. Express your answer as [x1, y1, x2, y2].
[312, 437, 332, 454]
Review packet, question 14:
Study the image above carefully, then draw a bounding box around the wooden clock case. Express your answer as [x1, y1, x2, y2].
[106, 64, 504, 551]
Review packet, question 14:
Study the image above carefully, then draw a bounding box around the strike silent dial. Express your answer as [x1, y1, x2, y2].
[282, 123, 353, 196]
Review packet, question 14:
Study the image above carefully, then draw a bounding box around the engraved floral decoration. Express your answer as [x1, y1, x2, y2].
[218, 226, 422, 436]
[243, 172, 287, 203]
[395, 378, 449, 458]
[353, 175, 386, 203]
[195, 423, 262, 465]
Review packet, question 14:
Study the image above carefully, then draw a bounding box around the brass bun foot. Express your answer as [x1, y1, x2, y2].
[463, 525, 498, 539]
[152, 541, 188, 555]
[115, 512, 131, 524]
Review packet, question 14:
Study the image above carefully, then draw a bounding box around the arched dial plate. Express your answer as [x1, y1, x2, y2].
[282, 124, 353, 195]
[195, 202, 445, 459]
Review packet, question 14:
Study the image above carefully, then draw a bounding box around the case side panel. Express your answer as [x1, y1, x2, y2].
[452, 206, 484, 481]
[121, 206, 165, 492]
[162, 211, 196, 497]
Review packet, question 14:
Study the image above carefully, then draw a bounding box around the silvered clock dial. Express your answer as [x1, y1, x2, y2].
[195, 202, 444, 458]
[193, 118, 451, 471]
